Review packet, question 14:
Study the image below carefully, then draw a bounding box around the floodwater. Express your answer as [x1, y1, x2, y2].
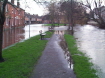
[54, 26, 72, 69]
[74, 25, 105, 78]
[2, 24, 48, 49]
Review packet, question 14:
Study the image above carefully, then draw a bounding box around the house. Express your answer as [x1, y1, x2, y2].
[101, 6, 105, 21]
[25, 13, 42, 24]
[42, 14, 67, 24]
[3, 0, 25, 30]
[37, 16, 42, 23]
[25, 13, 38, 24]
[25, 13, 31, 24]
[92, 6, 105, 20]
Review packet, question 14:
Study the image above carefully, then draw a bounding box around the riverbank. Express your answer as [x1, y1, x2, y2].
[64, 34, 99, 78]
[0, 31, 53, 78]
[44, 24, 65, 26]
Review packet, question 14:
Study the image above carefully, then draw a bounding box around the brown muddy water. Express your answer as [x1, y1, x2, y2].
[2, 24, 48, 49]
[74, 25, 105, 78]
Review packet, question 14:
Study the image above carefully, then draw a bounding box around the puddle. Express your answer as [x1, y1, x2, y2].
[55, 30, 74, 69]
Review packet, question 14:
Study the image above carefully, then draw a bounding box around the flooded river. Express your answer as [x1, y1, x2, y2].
[74, 25, 105, 78]
[2, 24, 48, 49]
[2, 24, 105, 77]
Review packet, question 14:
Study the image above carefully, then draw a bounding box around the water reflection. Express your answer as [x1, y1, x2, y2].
[3, 24, 48, 49]
[24, 24, 48, 39]
[3, 28, 25, 49]
[74, 25, 105, 78]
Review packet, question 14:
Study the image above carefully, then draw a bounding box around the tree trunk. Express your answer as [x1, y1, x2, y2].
[70, 0, 74, 35]
[0, 24, 4, 62]
[99, 23, 105, 29]
[0, 0, 8, 62]
[71, 23, 74, 35]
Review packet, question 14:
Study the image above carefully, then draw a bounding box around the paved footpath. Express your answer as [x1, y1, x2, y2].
[30, 32, 76, 78]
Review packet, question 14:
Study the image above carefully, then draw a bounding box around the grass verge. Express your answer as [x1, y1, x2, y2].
[0, 31, 53, 78]
[44, 24, 65, 26]
[64, 34, 98, 78]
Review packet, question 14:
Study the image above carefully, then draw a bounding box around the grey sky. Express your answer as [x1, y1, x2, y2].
[8, 0, 44, 16]
[8, 0, 105, 15]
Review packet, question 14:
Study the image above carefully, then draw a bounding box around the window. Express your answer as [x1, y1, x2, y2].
[5, 5, 8, 12]
[12, 18, 14, 26]
[15, 11, 16, 14]
[12, 9, 14, 13]
[15, 18, 16, 25]
[6, 18, 8, 26]
[19, 18, 20, 24]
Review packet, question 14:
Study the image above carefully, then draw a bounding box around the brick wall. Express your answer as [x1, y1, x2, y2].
[3, 2, 25, 30]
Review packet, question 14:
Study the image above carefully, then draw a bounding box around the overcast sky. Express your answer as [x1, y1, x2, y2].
[20, 0, 45, 16]
[9, 0, 45, 16]
[8, 0, 105, 16]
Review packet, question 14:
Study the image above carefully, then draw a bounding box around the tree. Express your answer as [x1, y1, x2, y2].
[73, 2, 89, 25]
[0, 0, 88, 62]
[48, 2, 56, 27]
[0, 0, 53, 62]
[86, 0, 105, 29]
[0, 0, 8, 62]
[60, 0, 87, 35]
[46, 1, 60, 28]
[60, 0, 76, 35]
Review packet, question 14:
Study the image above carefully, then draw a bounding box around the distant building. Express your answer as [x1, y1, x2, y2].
[92, 6, 105, 20]
[101, 6, 105, 21]
[36, 16, 42, 23]
[3, 0, 25, 30]
[42, 14, 67, 24]
[25, 13, 31, 24]
[25, 13, 42, 24]
[42, 15, 50, 24]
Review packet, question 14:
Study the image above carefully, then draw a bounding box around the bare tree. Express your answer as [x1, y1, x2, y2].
[86, 0, 105, 29]
[0, 0, 54, 63]
[0, 0, 88, 62]
[60, 0, 87, 35]
[61, 0, 80, 35]
[0, 0, 8, 62]
[47, 1, 60, 28]
[48, 2, 56, 27]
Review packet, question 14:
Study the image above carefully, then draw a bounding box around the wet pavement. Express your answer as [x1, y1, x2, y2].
[30, 30, 76, 78]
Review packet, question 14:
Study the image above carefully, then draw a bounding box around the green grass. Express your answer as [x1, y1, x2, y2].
[0, 31, 53, 78]
[64, 34, 98, 78]
[44, 24, 65, 26]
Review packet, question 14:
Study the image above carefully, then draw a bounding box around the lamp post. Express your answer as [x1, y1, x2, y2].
[29, 15, 31, 38]
[70, 0, 74, 35]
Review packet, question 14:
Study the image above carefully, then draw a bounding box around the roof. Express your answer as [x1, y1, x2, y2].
[25, 12, 40, 18]
[7, 2, 25, 11]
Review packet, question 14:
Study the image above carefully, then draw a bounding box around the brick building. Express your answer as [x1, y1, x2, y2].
[25, 13, 42, 24]
[3, 0, 25, 30]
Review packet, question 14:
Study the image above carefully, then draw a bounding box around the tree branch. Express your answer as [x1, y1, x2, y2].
[1, 0, 8, 24]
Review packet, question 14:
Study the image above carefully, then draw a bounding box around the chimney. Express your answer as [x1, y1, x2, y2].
[17, 1, 20, 7]
[11, 0, 14, 4]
